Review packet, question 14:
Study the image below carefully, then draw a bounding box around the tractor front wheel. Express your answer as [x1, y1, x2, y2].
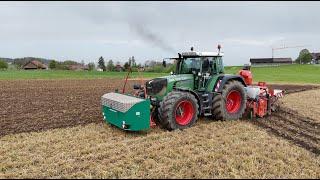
[158, 91, 199, 130]
[212, 80, 247, 120]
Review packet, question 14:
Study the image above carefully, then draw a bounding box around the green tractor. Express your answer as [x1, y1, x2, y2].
[101, 46, 248, 131]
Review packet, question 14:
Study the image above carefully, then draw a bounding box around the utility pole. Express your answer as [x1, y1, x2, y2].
[271, 45, 307, 60]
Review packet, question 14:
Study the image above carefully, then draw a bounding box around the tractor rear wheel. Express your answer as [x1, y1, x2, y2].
[212, 80, 246, 120]
[158, 91, 199, 130]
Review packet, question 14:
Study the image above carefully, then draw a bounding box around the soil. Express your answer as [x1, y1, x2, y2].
[0, 79, 319, 138]
[251, 107, 320, 155]
[248, 84, 320, 155]
[267, 84, 319, 94]
[0, 79, 140, 136]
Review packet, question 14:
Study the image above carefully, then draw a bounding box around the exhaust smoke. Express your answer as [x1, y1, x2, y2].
[129, 22, 176, 54]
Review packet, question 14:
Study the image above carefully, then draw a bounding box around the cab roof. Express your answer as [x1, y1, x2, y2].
[181, 51, 224, 57]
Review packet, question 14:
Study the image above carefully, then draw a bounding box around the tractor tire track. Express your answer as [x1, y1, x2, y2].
[266, 113, 320, 143]
[278, 107, 320, 127]
[252, 108, 320, 155]
[268, 84, 320, 95]
[272, 112, 319, 135]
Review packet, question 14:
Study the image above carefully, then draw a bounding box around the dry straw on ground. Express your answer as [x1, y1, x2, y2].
[282, 89, 320, 121]
[1, 120, 319, 178]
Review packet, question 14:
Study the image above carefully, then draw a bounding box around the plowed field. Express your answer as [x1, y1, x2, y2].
[0, 79, 140, 136]
[0, 79, 318, 137]
[0, 79, 319, 178]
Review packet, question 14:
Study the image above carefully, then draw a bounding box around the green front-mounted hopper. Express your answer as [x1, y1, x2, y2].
[101, 92, 151, 131]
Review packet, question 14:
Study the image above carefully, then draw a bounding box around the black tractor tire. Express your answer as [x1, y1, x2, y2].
[212, 80, 247, 120]
[158, 91, 199, 130]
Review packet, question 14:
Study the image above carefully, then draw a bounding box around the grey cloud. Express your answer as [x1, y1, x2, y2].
[0, 1, 319, 65]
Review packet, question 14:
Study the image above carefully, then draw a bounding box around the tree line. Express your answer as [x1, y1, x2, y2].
[97, 56, 139, 72]
[0, 57, 53, 70]
[0, 49, 316, 71]
[97, 56, 175, 73]
[49, 60, 96, 71]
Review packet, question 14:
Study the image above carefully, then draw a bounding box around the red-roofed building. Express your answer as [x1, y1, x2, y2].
[115, 64, 124, 72]
[22, 60, 48, 70]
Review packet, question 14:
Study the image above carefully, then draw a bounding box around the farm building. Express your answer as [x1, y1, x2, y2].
[22, 60, 48, 70]
[311, 52, 320, 64]
[250, 58, 293, 66]
[115, 64, 124, 72]
[96, 68, 103, 72]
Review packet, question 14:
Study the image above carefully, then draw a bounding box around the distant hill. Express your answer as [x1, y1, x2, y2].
[0, 57, 60, 68]
[0, 57, 14, 63]
[0, 57, 54, 64]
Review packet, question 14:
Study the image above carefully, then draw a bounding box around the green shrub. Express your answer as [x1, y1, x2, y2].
[0, 60, 8, 70]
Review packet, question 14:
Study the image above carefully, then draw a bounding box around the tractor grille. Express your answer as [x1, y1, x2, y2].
[146, 78, 167, 95]
[101, 92, 144, 113]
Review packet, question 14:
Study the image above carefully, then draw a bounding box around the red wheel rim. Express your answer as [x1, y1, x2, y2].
[225, 90, 242, 113]
[175, 100, 194, 126]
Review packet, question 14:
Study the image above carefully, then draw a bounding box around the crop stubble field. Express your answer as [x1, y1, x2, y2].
[0, 79, 319, 178]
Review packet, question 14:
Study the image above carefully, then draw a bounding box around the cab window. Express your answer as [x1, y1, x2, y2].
[180, 57, 201, 74]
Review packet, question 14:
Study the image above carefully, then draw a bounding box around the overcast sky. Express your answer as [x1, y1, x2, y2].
[1, 1, 319, 66]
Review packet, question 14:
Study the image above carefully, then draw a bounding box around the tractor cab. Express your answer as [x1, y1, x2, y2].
[172, 47, 225, 90]
[177, 51, 224, 75]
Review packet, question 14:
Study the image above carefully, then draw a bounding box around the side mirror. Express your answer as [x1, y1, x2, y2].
[162, 60, 166, 67]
